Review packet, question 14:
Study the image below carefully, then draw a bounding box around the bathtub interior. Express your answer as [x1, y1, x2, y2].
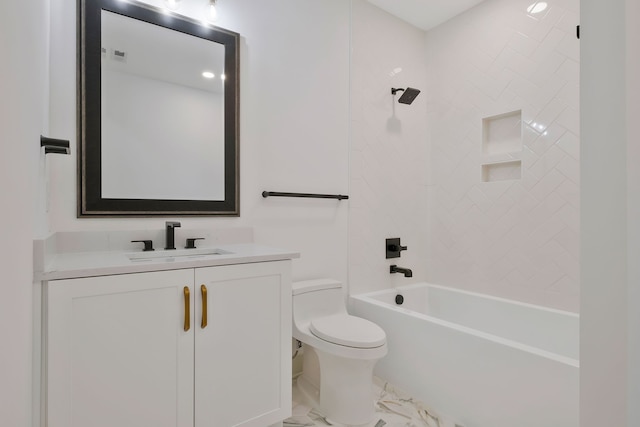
[349, 283, 580, 427]
[360, 283, 579, 360]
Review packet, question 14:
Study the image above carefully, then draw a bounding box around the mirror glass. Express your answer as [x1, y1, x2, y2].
[79, 0, 239, 216]
[101, 10, 226, 201]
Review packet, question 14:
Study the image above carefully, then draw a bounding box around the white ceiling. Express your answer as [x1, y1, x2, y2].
[366, 0, 486, 31]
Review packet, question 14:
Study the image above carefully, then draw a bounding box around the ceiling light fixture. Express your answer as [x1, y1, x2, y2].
[202, 71, 215, 79]
[526, 2, 548, 14]
[164, 0, 182, 11]
[204, 0, 218, 22]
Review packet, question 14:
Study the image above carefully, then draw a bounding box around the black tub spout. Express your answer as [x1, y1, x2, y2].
[390, 265, 413, 278]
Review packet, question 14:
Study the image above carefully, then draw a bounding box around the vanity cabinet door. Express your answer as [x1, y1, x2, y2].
[194, 260, 292, 427]
[46, 269, 195, 427]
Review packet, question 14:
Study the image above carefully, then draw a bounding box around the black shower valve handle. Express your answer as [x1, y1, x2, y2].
[386, 237, 408, 259]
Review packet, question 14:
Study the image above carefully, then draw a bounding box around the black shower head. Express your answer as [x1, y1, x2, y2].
[391, 87, 421, 105]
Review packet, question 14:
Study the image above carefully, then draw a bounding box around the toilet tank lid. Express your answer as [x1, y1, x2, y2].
[292, 279, 342, 295]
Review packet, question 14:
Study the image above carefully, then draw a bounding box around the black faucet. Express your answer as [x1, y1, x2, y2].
[165, 221, 181, 250]
[390, 265, 413, 278]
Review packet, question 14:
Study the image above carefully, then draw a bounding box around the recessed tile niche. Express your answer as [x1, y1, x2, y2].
[482, 161, 522, 182]
[481, 110, 522, 182]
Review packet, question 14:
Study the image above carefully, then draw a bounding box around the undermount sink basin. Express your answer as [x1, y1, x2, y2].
[127, 248, 231, 261]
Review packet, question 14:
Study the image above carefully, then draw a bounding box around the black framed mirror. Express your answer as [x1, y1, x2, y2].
[78, 0, 239, 216]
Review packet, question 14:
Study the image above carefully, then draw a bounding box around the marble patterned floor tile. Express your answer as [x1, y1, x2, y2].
[284, 377, 457, 427]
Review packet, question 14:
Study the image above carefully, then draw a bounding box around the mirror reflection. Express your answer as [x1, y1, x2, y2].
[79, 0, 240, 216]
[101, 10, 226, 201]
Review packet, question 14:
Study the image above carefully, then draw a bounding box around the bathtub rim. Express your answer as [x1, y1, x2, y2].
[350, 283, 580, 368]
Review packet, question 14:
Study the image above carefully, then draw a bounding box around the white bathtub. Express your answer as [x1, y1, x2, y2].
[349, 283, 579, 427]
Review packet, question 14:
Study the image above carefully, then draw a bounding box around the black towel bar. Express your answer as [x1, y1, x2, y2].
[262, 191, 349, 201]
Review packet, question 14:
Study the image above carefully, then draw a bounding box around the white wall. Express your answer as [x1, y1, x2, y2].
[425, 0, 580, 311]
[349, 0, 429, 296]
[0, 0, 48, 426]
[626, 0, 640, 422]
[47, 0, 351, 283]
[580, 0, 637, 425]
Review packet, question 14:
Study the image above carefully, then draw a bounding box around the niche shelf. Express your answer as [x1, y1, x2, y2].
[481, 110, 523, 182]
[481, 160, 522, 182]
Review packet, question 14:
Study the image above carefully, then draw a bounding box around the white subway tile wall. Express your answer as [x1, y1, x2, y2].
[426, 0, 580, 311]
[350, 0, 579, 311]
[349, 0, 429, 296]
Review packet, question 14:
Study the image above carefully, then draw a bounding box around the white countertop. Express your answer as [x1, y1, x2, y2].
[37, 243, 300, 281]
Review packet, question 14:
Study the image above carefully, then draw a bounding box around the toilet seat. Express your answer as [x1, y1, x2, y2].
[309, 314, 386, 348]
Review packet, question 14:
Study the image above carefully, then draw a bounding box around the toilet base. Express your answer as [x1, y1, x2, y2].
[298, 346, 379, 426]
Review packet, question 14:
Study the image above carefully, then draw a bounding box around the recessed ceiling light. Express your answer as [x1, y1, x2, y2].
[220, 74, 226, 80]
[164, 0, 182, 11]
[204, 0, 218, 22]
[202, 71, 215, 79]
[527, 2, 548, 14]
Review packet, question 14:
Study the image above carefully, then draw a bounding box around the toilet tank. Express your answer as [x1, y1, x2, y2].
[292, 279, 348, 325]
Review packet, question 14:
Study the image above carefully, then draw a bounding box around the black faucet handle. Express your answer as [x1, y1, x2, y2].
[185, 238, 205, 249]
[166, 221, 181, 228]
[131, 240, 154, 252]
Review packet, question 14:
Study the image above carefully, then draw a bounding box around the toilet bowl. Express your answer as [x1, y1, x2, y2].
[292, 279, 387, 426]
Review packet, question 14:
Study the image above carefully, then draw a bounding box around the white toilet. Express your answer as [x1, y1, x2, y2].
[292, 279, 387, 426]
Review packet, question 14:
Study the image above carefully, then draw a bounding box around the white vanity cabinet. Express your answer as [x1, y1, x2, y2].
[44, 260, 291, 427]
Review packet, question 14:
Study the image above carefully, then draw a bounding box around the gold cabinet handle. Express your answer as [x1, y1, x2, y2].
[183, 286, 190, 332]
[201, 284, 208, 329]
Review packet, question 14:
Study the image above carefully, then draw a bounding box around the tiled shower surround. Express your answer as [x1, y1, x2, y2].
[349, 0, 429, 297]
[426, 0, 580, 312]
[350, 0, 580, 312]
